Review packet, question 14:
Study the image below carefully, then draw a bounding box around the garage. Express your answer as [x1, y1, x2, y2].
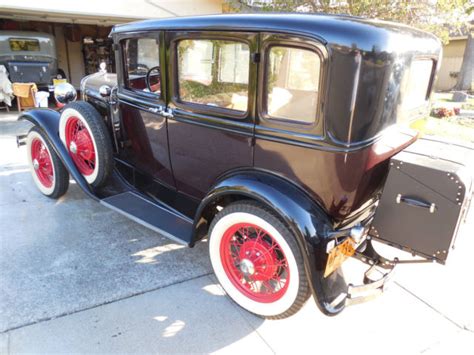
[0, 0, 223, 91]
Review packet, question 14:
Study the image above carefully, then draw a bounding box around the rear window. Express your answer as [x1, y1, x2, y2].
[9, 39, 40, 52]
[401, 59, 434, 110]
[265, 46, 321, 124]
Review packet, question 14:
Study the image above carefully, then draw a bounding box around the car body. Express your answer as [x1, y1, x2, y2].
[0, 31, 63, 87]
[18, 14, 472, 318]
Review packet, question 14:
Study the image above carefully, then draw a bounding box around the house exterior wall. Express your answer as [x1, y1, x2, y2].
[436, 38, 467, 91]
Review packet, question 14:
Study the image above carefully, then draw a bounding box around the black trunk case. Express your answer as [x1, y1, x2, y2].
[371, 137, 473, 263]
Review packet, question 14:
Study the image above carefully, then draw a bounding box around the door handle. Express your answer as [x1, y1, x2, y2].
[160, 107, 174, 119]
[396, 194, 436, 213]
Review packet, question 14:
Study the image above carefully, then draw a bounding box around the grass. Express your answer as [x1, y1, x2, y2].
[410, 117, 474, 144]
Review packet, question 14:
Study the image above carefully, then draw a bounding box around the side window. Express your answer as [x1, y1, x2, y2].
[122, 37, 161, 95]
[177, 39, 250, 113]
[266, 46, 321, 124]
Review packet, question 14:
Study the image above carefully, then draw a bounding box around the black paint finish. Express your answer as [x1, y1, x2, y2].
[194, 170, 349, 315]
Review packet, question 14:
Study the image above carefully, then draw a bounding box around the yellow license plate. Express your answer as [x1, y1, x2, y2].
[53, 78, 67, 86]
[324, 238, 355, 278]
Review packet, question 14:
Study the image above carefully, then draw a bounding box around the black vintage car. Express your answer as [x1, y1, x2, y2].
[17, 14, 472, 319]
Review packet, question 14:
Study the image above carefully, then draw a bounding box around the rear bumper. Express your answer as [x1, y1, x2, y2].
[345, 263, 395, 306]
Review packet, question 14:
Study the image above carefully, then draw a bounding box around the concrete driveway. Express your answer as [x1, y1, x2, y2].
[0, 113, 473, 354]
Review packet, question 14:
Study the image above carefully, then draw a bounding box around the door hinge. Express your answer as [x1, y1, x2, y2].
[251, 53, 261, 63]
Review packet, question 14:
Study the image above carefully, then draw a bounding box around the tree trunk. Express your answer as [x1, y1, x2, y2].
[454, 31, 473, 91]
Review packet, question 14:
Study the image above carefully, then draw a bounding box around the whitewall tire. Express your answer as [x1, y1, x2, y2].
[26, 127, 69, 199]
[59, 101, 113, 187]
[209, 202, 309, 319]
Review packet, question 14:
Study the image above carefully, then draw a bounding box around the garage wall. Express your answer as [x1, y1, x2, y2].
[66, 40, 86, 88]
[53, 25, 68, 80]
[52, 24, 86, 88]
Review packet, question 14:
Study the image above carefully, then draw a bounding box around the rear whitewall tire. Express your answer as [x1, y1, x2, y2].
[209, 202, 310, 319]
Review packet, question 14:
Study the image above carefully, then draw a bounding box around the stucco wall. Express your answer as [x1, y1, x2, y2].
[436, 38, 467, 91]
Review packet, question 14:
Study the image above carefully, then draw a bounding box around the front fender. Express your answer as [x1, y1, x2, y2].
[18, 109, 98, 201]
[194, 171, 348, 316]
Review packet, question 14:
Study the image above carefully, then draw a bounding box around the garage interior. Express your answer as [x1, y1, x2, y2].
[0, 18, 114, 89]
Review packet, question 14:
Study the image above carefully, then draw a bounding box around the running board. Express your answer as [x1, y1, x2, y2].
[101, 191, 193, 246]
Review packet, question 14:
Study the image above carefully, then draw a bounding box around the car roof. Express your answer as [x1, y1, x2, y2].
[110, 13, 438, 52]
[0, 31, 55, 41]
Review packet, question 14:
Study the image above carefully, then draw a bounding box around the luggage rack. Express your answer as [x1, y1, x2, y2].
[341, 238, 435, 307]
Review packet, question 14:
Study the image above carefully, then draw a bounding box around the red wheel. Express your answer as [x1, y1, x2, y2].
[220, 222, 290, 303]
[30, 137, 54, 188]
[26, 127, 69, 198]
[59, 101, 113, 187]
[64, 116, 96, 176]
[209, 202, 309, 319]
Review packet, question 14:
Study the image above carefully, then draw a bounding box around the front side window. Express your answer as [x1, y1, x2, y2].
[177, 39, 250, 113]
[266, 46, 321, 124]
[122, 37, 161, 95]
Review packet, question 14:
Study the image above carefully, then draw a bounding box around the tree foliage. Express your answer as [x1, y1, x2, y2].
[228, 0, 473, 43]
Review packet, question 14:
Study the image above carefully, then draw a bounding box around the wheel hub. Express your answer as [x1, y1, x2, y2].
[69, 141, 77, 154]
[33, 159, 40, 170]
[239, 239, 279, 281]
[239, 258, 255, 276]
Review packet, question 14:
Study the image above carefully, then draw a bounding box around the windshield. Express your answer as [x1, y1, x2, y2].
[9, 38, 40, 52]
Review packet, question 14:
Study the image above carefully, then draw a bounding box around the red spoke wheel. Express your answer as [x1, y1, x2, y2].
[26, 127, 69, 199]
[209, 202, 309, 319]
[59, 101, 113, 187]
[64, 116, 96, 176]
[220, 223, 290, 303]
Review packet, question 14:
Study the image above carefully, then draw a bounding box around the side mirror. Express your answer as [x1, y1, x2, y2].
[54, 83, 77, 105]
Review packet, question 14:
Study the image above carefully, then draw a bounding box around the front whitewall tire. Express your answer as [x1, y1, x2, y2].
[27, 131, 56, 196]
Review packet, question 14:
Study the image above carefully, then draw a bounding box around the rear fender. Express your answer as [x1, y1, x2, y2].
[194, 171, 348, 316]
[18, 109, 98, 201]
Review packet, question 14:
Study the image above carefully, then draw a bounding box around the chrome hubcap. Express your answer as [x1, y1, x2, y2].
[239, 259, 255, 276]
[33, 159, 39, 170]
[69, 141, 77, 154]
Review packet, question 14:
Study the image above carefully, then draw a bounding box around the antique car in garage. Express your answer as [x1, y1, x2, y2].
[0, 31, 66, 87]
[17, 14, 472, 319]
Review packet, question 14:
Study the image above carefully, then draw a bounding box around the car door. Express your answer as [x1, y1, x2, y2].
[165, 31, 258, 199]
[115, 31, 174, 188]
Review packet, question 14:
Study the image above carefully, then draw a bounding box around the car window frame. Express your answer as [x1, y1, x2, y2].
[118, 31, 165, 103]
[168, 31, 257, 120]
[258, 33, 327, 135]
